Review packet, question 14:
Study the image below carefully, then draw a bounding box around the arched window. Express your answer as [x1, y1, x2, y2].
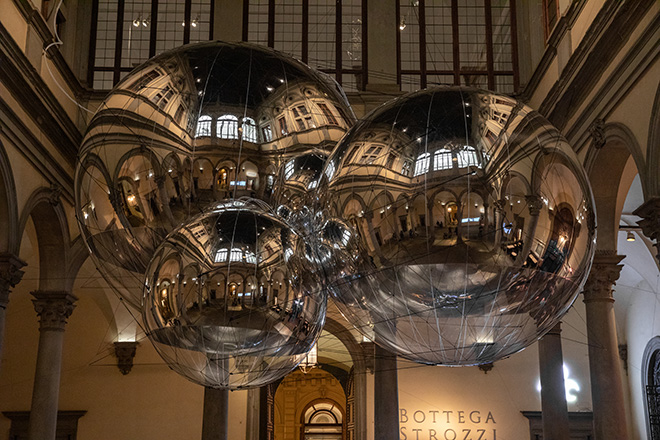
[195, 115, 212, 138]
[285, 159, 295, 180]
[456, 145, 480, 168]
[643, 337, 660, 439]
[217, 115, 239, 139]
[434, 148, 453, 170]
[413, 152, 431, 176]
[303, 402, 343, 440]
[242, 117, 257, 142]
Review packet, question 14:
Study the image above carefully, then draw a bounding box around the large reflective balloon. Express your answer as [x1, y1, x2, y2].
[318, 87, 596, 365]
[143, 199, 325, 389]
[75, 41, 355, 310]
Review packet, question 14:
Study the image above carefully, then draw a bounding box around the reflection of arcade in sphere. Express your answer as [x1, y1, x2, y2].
[75, 41, 355, 311]
[318, 87, 596, 366]
[143, 199, 326, 389]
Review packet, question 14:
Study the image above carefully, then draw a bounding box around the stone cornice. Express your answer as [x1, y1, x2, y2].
[0, 97, 74, 203]
[540, 0, 655, 129]
[0, 20, 83, 164]
[31, 291, 77, 331]
[519, 0, 585, 103]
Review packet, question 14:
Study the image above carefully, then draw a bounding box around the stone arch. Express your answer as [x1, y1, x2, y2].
[340, 194, 367, 217]
[65, 236, 91, 293]
[584, 122, 646, 250]
[0, 140, 19, 254]
[647, 84, 660, 197]
[18, 187, 70, 291]
[113, 147, 163, 184]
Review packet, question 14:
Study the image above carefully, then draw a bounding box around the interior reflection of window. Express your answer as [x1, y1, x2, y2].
[262, 124, 273, 142]
[218, 115, 239, 139]
[456, 146, 480, 168]
[434, 149, 453, 170]
[318, 102, 339, 125]
[230, 249, 243, 262]
[285, 160, 295, 179]
[359, 146, 382, 164]
[401, 160, 411, 176]
[195, 115, 212, 137]
[325, 160, 336, 180]
[214, 248, 228, 263]
[241, 117, 257, 142]
[292, 105, 313, 130]
[245, 250, 257, 264]
[413, 152, 431, 176]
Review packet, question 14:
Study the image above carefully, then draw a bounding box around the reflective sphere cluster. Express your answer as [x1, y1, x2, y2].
[143, 199, 325, 389]
[318, 87, 596, 365]
[75, 41, 353, 388]
[76, 40, 597, 387]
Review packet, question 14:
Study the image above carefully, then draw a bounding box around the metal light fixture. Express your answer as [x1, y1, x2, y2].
[627, 231, 635, 242]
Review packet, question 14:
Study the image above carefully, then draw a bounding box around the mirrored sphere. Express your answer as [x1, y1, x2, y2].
[143, 199, 326, 389]
[318, 87, 596, 365]
[75, 41, 355, 309]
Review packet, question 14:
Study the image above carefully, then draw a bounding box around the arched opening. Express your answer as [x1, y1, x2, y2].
[301, 400, 344, 440]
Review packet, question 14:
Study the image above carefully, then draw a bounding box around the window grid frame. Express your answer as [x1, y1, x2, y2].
[396, 0, 519, 92]
[89, 0, 214, 89]
[243, 0, 368, 92]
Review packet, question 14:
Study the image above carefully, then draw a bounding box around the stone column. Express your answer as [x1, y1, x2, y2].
[374, 344, 399, 440]
[0, 253, 25, 366]
[493, 199, 506, 247]
[633, 197, 660, 264]
[517, 195, 542, 266]
[538, 323, 570, 440]
[28, 291, 77, 440]
[582, 251, 628, 440]
[202, 387, 229, 440]
[245, 387, 260, 440]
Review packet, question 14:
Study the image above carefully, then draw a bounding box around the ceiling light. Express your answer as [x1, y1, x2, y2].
[626, 231, 635, 242]
[399, 19, 406, 31]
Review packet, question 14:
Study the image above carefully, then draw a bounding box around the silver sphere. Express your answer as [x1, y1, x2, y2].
[318, 87, 596, 366]
[143, 199, 326, 389]
[75, 41, 355, 310]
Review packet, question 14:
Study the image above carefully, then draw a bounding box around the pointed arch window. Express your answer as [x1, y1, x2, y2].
[217, 115, 239, 139]
[195, 115, 212, 138]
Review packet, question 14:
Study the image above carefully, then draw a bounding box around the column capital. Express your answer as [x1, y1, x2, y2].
[31, 291, 77, 331]
[525, 195, 543, 216]
[633, 197, 660, 264]
[583, 251, 625, 303]
[0, 253, 26, 308]
[493, 198, 506, 213]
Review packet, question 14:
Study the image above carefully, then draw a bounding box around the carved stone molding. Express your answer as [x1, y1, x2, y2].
[0, 253, 26, 308]
[633, 197, 660, 264]
[493, 198, 506, 213]
[114, 341, 138, 375]
[47, 184, 62, 206]
[525, 195, 543, 216]
[589, 118, 606, 149]
[582, 251, 625, 302]
[31, 291, 77, 331]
